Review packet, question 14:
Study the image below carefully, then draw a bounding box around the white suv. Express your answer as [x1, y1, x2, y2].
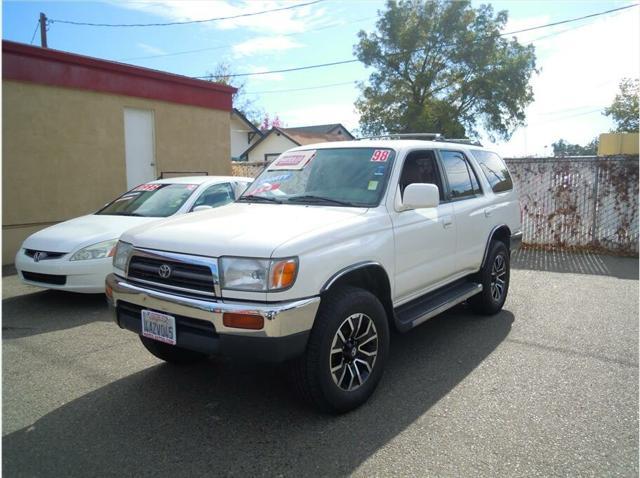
[107, 139, 522, 413]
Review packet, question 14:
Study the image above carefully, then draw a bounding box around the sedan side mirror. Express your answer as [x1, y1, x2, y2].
[401, 183, 440, 211]
[192, 205, 212, 213]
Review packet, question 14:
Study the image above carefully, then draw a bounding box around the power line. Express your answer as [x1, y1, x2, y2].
[48, 0, 324, 27]
[501, 3, 638, 36]
[29, 19, 39, 44]
[121, 15, 376, 62]
[195, 3, 639, 79]
[245, 80, 357, 95]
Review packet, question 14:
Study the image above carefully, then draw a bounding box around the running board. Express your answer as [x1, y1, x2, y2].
[394, 281, 483, 332]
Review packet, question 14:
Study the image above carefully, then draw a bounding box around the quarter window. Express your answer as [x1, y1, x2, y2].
[440, 151, 480, 200]
[470, 150, 513, 193]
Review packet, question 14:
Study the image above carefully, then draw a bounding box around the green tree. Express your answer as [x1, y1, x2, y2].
[604, 78, 639, 132]
[206, 62, 262, 125]
[551, 137, 598, 157]
[354, 0, 537, 140]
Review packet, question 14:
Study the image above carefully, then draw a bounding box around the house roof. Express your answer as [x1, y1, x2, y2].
[240, 126, 351, 159]
[232, 108, 263, 137]
[282, 129, 352, 145]
[2, 40, 236, 111]
[285, 123, 354, 138]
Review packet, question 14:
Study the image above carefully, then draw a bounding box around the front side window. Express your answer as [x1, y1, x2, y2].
[97, 183, 197, 217]
[398, 150, 445, 200]
[439, 150, 480, 200]
[470, 150, 513, 193]
[239, 148, 396, 207]
[191, 183, 234, 210]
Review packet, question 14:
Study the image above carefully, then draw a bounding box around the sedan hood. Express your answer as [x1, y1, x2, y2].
[121, 203, 368, 258]
[23, 214, 157, 253]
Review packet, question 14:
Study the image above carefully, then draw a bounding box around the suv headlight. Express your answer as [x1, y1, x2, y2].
[219, 257, 298, 292]
[112, 241, 133, 271]
[70, 239, 118, 261]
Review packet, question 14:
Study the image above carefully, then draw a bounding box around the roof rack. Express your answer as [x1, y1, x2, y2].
[356, 133, 482, 147]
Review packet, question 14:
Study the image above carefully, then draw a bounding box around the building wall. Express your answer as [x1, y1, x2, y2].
[2, 80, 231, 264]
[598, 133, 639, 156]
[246, 132, 297, 163]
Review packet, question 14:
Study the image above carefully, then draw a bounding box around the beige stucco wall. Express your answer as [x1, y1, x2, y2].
[2, 80, 231, 264]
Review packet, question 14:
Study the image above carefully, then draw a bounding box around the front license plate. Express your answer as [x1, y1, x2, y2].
[141, 309, 176, 345]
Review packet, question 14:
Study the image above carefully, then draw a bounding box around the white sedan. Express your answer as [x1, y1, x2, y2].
[15, 176, 252, 293]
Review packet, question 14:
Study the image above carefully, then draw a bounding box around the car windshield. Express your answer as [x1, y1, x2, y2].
[239, 147, 396, 207]
[96, 183, 198, 217]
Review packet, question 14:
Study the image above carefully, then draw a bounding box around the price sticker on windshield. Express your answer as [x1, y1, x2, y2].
[370, 150, 390, 162]
[270, 150, 316, 170]
[133, 183, 161, 192]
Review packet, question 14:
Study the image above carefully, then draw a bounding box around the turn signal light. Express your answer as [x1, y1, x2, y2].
[223, 312, 264, 330]
[270, 258, 298, 290]
[105, 284, 113, 301]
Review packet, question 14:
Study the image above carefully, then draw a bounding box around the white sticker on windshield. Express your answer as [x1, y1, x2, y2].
[269, 150, 316, 170]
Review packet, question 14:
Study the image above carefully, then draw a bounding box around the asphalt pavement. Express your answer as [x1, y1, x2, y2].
[2, 250, 638, 477]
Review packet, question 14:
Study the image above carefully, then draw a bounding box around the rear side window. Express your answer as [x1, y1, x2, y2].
[471, 150, 513, 193]
[439, 150, 481, 200]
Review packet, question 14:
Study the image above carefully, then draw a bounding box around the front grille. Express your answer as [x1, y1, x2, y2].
[128, 256, 215, 295]
[22, 271, 67, 285]
[24, 249, 66, 260]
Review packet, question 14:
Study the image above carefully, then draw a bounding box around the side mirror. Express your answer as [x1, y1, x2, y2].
[401, 183, 440, 210]
[192, 205, 212, 213]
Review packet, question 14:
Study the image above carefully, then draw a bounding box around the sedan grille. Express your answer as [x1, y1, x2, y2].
[22, 271, 67, 285]
[127, 256, 215, 295]
[24, 249, 66, 260]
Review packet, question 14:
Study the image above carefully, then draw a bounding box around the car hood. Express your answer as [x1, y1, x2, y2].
[121, 202, 369, 258]
[22, 214, 157, 253]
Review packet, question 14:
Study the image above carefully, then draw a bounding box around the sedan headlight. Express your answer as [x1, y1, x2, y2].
[219, 257, 298, 292]
[112, 241, 133, 271]
[70, 239, 118, 261]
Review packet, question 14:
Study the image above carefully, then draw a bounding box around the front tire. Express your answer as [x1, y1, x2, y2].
[469, 240, 510, 315]
[292, 286, 390, 413]
[139, 336, 208, 365]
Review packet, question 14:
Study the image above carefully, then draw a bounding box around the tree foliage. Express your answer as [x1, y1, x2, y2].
[551, 138, 598, 157]
[354, 0, 537, 140]
[206, 62, 262, 125]
[604, 78, 639, 132]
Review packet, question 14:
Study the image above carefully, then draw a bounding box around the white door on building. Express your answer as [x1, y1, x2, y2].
[124, 108, 156, 189]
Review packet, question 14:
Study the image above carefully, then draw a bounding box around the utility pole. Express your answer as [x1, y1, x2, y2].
[39, 12, 48, 48]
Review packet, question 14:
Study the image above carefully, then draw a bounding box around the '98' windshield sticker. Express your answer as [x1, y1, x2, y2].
[370, 150, 390, 162]
[270, 150, 316, 170]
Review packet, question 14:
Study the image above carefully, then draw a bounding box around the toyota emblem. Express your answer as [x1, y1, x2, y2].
[158, 264, 172, 279]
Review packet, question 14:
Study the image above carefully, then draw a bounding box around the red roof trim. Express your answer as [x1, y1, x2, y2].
[2, 40, 236, 111]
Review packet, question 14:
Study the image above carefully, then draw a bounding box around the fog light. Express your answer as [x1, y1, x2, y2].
[223, 312, 264, 330]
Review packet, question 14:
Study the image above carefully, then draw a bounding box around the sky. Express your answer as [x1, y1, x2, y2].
[3, 0, 639, 157]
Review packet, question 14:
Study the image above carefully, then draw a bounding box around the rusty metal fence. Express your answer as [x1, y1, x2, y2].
[232, 156, 639, 255]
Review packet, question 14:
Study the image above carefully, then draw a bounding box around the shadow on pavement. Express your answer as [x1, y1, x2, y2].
[2, 290, 108, 339]
[3, 306, 513, 477]
[512, 248, 638, 280]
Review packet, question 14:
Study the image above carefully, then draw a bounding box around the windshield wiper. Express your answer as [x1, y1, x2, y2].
[237, 195, 283, 204]
[111, 212, 145, 216]
[286, 195, 356, 206]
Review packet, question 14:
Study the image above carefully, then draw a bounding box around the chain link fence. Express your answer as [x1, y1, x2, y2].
[232, 156, 639, 255]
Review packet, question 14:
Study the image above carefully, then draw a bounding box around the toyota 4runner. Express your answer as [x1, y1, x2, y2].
[106, 138, 522, 413]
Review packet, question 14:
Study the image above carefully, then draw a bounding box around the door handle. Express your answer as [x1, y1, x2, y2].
[484, 208, 493, 217]
[442, 216, 453, 228]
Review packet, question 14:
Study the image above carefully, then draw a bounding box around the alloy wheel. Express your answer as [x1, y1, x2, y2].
[329, 313, 378, 392]
[490, 253, 507, 301]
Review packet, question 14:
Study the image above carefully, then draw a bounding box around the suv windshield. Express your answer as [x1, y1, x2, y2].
[239, 148, 396, 207]
[97, 183, 198, 217]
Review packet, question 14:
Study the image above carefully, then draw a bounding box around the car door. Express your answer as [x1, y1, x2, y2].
[190, 182, 235, 211]
[390, 149, 457, 303]
[438, 149, 493, 274]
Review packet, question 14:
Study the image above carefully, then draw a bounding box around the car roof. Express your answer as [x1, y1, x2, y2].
[150, 175, 253, 185]
[285, 139, 489, 154]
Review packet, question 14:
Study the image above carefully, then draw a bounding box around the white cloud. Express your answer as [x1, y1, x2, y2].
[232, 36, 303, 58]
[113, 0, 330, 34]
[136, 42, 166, 55]
[492, 7, 640, 157]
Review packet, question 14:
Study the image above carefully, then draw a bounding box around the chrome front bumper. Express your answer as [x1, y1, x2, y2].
[107, 274, 320, 339]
